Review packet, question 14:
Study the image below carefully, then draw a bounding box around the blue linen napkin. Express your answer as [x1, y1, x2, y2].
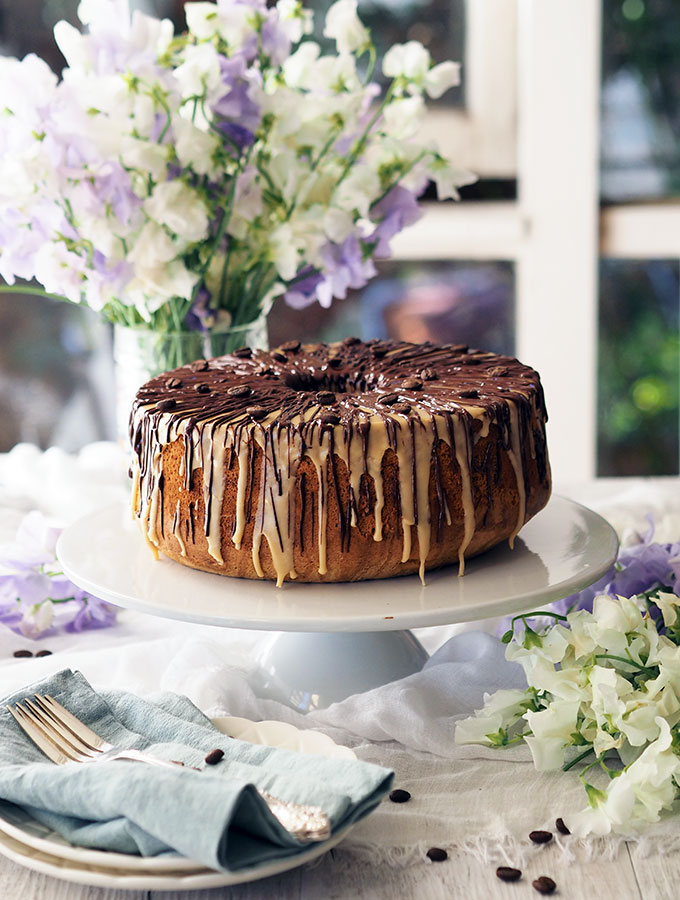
[0, 670, 393, 872]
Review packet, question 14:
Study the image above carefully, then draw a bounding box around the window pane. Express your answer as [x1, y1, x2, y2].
[0, 294, 114, 451]
[269, 260, 515, 356]
[597, 259, 679, 475]
[601, 0, 680, 201]
[307, 0, 465, 107]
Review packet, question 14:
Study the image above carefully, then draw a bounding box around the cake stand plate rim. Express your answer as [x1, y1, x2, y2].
[56, 495, 619, 632]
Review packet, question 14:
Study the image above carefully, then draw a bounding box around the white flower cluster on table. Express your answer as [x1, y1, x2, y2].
[0, 0, 472, 332]
[456, 590, 680, 837]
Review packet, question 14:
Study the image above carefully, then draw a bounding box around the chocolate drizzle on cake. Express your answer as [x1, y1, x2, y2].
[129, 340, 550, 586]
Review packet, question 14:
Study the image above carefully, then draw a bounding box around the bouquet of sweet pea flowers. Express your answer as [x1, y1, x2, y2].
[0, 0, 471, 335]
[456, 530, 680, 837]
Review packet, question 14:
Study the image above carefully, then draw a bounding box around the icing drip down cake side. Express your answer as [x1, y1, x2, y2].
[129, 339, 551, 585]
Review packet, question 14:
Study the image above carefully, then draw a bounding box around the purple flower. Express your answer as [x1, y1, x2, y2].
[215, 122, 255, 153]
[316, 234, 377, 308]
[261, 14, 291, 67]
[499, 519, 680, 638]
[284, 268, 323, 309]
[185, 286, 216, 332]
[369, 186, 422, 259]
[213, 57, 261, 134]
[0, 511, 117, 639]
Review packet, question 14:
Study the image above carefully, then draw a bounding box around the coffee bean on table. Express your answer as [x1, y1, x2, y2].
[35, 649, 52, 657]
[402, 377, 423, 391]
[529, 830, 553, 844]
[204, 748, 224, 765]
[13, 649, 33, 658]
[555, 817, 570, 835]
[388, 789, 411, 804]
[532, 875, 557, 895]
[425, 847, 447, 863]
[496, 866, 522, 882]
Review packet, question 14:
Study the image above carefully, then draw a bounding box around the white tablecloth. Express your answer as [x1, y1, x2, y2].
[1, 442, 679, 867]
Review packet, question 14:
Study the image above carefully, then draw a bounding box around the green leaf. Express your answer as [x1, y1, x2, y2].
[585, 783, 607, 807]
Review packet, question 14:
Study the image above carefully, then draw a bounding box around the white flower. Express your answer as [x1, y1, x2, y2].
[454, 688, 528, 745]
[19, 600, 55, 638]
[53, 20, 90, 72]
[173, 43, 222, 101]
[126, 259, 198, 315]
[524, 701, 581, 770]
[282, 42, 321, 89]
[656, 592, 680, 628]
[268, 222, 300, 280]
[323, 0, 370, 55]
[184, 1, 222, 39]
[383, 96, 426, 140]
[428, 156, 476, 200]
[144, 181, 209, 243]
[425, 61, 461, 99]
[172, 117, 219, 176]
[128, 223, 183, 265]
[593, 593, 644, 635]
[277, 0, 314, 43]
[383, 41, 431, 88]
[334, 167, 380, 218]
[120, 137, 169, 183]
[454, 713, 505, 745]
[323, 207, 354, 243]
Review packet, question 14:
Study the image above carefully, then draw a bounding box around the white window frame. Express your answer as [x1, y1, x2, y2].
[393, 0, 679, 482]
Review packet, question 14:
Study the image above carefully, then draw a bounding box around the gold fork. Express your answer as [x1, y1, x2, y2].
[8, 694, 331, 843]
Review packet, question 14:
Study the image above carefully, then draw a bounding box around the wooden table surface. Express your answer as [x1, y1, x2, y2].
[1, 841, 678, 899]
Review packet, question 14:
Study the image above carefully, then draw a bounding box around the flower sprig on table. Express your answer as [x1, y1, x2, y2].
[0, 0, 471, 333]
[0, 512, 116, 638]
[456, 530, 680, 837]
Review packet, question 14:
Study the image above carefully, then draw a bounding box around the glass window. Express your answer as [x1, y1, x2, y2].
[307, 0, 465, 107]
[0, 294, 113, 452]
[601, 0, 680, 201]
[269, 260, 515, 356]
[597, 259, 679, 475]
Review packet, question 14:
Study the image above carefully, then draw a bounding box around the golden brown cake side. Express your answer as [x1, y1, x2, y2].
[130, 339, 551, 584]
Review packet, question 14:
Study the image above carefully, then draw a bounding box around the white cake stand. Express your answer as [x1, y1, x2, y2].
[57, 496, 618, 710]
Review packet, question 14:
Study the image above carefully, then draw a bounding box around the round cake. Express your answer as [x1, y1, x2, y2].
[129, 339, 551, 585]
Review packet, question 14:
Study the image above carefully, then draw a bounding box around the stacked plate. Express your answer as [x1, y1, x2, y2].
[0, 717, 356, 891]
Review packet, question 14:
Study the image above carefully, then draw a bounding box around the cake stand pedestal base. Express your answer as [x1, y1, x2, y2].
[248, 630, 430, 712]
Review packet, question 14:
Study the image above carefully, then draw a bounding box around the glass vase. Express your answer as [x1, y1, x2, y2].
[113, 315, 269, 445]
